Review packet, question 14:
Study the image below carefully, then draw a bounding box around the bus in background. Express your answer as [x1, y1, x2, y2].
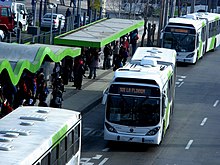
[161, 12, 220, 64]
[0, 106, 81, 165]
[102, 47, 176, 145]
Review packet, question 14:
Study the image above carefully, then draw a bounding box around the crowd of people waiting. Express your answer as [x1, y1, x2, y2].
[0, 29, 139, 118]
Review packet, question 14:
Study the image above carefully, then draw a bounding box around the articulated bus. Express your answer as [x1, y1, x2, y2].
[102, 47, 176, 145]
[161, 12, 220, 64]
[0, 106, 81, 165]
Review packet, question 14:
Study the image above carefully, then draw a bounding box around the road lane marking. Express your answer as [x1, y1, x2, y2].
[178, 82, 184, 88]
[92, 155, 102, 159]
[200, 118, 207, 126]
[185, 140, 193, 150]
[178, 78, 183, 81]
[213, 100, 219, 107]
[98, 158, 109, 165]
[102, 148, 110, 152]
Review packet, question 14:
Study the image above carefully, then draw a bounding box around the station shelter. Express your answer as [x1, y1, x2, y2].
[54, 18, 144, 67]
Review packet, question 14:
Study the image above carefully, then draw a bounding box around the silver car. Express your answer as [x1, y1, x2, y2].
[41, 13, 65, 30]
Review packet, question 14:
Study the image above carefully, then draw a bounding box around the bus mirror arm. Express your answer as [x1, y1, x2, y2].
[102, 88, 109, 105]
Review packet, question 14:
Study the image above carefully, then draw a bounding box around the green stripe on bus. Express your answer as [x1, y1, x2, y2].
[164, 102, 171, 135]
[215, 16, 220, 21]
[209, 36, 215, 51]
[52, 124, 68, 146]
[198, 41, 203, 59]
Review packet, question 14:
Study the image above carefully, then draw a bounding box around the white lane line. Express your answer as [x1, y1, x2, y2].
[213, 100, 219, 107]
[200, 118, 207, 126]
[98, 158, 109, 165]
[83, 128, 94, 137]
[178, 82, 184, 88]
[178, 78, 183, 81]
[176, 75, 186, 78]
[102, 148, 110, 152]
[185, 140, 193, 150]
[92, 155, 102, 160]
[176, 82, 180, 85]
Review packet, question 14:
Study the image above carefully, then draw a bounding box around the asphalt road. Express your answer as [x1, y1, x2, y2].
[80, 47, 220, 165]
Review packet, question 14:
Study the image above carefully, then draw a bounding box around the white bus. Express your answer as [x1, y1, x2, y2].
[161, 12, 220, 64]
[0, 106, 81, 165]
[102, 47, 176, 145]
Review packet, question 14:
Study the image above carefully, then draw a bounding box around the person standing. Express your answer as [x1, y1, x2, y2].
[103, 44, 112, 69]
[88, 48, 100, 79]
[113, 40, 120, 67]
[73, 57, 85, 90]
[130, 29, 139, 56]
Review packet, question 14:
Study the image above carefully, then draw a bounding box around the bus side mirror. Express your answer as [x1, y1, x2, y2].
[102, 87, 109, 105]
[162, 94, 167, 108]
[162, 94, 167, 116]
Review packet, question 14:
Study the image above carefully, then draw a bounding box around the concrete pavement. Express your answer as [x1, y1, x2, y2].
[61, 68, 114, 115]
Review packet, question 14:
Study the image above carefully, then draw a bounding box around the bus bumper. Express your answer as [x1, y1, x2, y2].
[104, 131, 161, 145]
[176, 57, 195, 63]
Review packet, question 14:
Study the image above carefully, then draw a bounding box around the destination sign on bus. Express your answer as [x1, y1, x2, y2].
[170, 28, 189, 33]
[119, 87, 147, 95]
[109, 84, 160, 96]
[165, 27, 196, 34]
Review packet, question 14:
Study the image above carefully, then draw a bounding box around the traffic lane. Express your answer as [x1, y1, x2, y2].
[80, 48, 220, 165]
[153, 48, 220, 164]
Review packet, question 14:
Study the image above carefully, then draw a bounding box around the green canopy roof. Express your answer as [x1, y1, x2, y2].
[54, 18, 144, 48]
[0, 42, 81, 85]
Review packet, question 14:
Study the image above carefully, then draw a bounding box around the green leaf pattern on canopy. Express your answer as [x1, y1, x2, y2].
[0, 43, 81, 85]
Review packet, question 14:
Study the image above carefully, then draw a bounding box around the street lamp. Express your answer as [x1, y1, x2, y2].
[48, 3, 57, 45]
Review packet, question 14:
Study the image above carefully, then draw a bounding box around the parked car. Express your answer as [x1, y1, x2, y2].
[40, 13, 65, 31]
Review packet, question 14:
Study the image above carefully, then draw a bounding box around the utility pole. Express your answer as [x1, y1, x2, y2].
[157, 0, 166, 46]
[170, 0, 176, 18]
[178, 0, 181, 16]
[190, 0, 195, 13]
[208, 0, 211, 12]
[164, 0, 170, 27]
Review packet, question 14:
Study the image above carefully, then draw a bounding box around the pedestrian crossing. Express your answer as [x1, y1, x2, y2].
[176, 75, 186, 87]
[83, 127, 104, 137]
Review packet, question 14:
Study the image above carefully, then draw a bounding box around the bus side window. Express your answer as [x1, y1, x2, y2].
[67, 131, 73, 162]
[41, 153, 50, 165]
[58, 138, 67, 164]
[50, 146, 58, 165]
[196, 34, 199, 47]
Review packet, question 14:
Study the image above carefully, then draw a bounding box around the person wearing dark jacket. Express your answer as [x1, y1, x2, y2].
[73, 58, 85, 90]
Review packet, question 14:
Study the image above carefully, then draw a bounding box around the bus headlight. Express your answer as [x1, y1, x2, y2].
[186, 53, 195, 58]
[105, 122, 117, 133]
[146, 127, 160, 136]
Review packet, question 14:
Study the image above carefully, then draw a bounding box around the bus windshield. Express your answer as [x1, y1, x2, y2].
[162, 32, 196, 52]
[106, 95, 160, 127]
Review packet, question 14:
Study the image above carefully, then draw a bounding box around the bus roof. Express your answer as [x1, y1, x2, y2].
[114, 47, 176, 88]
[168, 16, 205, 30]
[0, 106, 81, 165]
[131, 47, 176, 65]
[194, 12, 220, 22]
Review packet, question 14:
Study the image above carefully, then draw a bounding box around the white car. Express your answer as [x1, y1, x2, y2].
[40, 13, 65, 31]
